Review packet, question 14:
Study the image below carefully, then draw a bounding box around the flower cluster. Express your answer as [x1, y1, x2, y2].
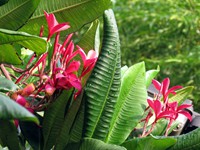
[11, 11, 98, 111]
[141, 78, 192, 137]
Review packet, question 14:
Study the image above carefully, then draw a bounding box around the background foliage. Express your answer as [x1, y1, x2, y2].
[113, 0, 200, 111]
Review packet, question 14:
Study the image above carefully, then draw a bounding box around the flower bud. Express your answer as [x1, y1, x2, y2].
[21, 83, 35, 96]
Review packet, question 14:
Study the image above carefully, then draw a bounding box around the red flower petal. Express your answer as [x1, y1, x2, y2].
[177, 104, 192, 111]
[179, 110, 192, 122]
[152, 79, 161, 91]
[162, 78, 170, 95]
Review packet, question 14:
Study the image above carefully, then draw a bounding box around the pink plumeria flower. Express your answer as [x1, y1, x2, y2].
[152, 78, 182, 104]
[44, 11, 70, 41]
[165, 101, 192, 135]
[167, 101, 192, 121]
[147, 99, 174, 122]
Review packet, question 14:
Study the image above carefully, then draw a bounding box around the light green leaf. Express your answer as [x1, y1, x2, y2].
[122, 135, 176, 150]
[0, 93, 38, 123]
[106, 62, 147, 145]
[84, 9, 121, 141]
[0, 76, 18, 91]
[169, 86, 193, 105]
[0, 44, 22, 64]
[146, 66, 160, 87]
[0, 0, 41, 30]
[20, 0, 112, 35]
[0, 29, 47, 54]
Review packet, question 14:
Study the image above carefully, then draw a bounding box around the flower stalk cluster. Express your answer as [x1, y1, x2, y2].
[10, 11, 98, 111]
[141, 78, 192, 137]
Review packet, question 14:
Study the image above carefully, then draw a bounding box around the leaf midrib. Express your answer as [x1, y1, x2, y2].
[0, 0, 30, 20]
[31, 0, 93, 20]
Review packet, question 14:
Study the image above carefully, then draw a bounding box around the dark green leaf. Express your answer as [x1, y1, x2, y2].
[78, 20, 100, 54]
[42, 90, 72, 150]
[0, 76, 18, 91]
[55, 92, 83, 149]
[19, 113, 43, 150]
[0, 44, 22, 64]
[0, 93, 39, 123]
[84, 9, 121, 141]
[0, 29, 47, 54]
[0, 0, 41, 30]
[20, 0, 112, 35]
[0, 120, 20, 150]
[0, 0, 9, 6]
[122, 135, 176, 150]
[69, 98, 85, 143]
[167, 127, 200, 150]
[66, 138, 126, 150]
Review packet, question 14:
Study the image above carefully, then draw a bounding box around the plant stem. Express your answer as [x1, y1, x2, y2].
[0, 64, 11, 80]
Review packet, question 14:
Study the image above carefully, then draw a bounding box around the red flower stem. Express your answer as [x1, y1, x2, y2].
[0, 64, 11, 80]
[26, 53, 36, 69]
[51, 33, 60, 72]
[143, 122, 156, 137]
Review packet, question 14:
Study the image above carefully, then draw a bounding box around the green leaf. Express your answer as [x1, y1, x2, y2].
[76, 19, 100, 77]
[0, 93, 38, 123]
[84, 9, 121, 141]
[42, 89, 72, 150]
[20, 0, 112, 35]
[167, 127, 200, 150]
[0, 76, 18, 91]
[169, 86, 193, 105]
[66, 138, 126, 150]
[69, 98, 85, 143]
[55, 92, 83, 149]
[0, 29, 47, 54]
[19, 113, 43, 150]
[122, 135, 176, 150]
[146, 66, 160, 87]
[106, 62, 147, 145]
[77, 20, 100, 54]
[0, 120, 20, 150]
[0, 44, 22, 64]
[0, 0, 9, 6]
[0, 0, 41, 30]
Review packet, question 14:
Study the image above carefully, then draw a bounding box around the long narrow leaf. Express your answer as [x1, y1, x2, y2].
[55, 92, 83, 150]
[84, 9, 121, 141]
[167, 127, 200, 150]
[106, 62, 147, 144]
[42, 90, 72, 150]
